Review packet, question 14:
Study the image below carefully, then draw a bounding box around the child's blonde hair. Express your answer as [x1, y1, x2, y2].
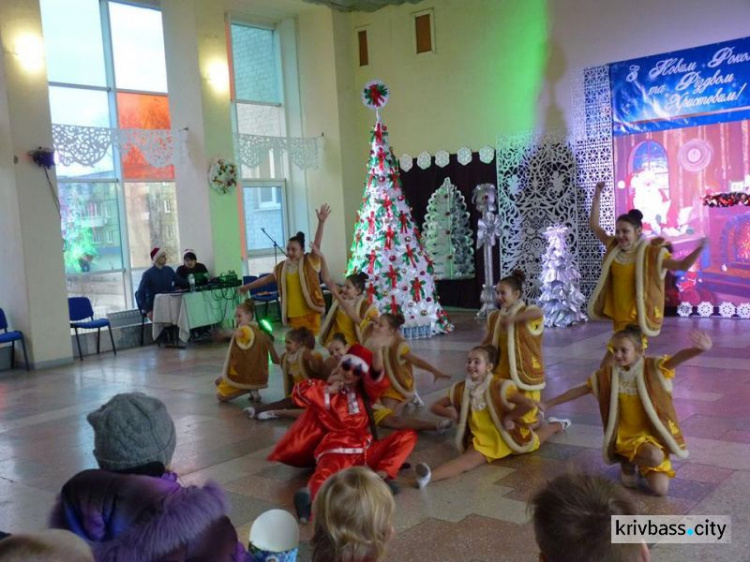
[0, 530, 94, 562]
[311, 467, 395, 562]
[610, 325, 645, 352]
[237, 299, 256, 318]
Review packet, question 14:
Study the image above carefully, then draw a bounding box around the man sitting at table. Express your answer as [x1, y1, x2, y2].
[176, 248, 210, 287]
[138, 247, 185, 320]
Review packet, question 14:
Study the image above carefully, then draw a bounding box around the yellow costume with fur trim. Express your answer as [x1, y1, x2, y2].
[589, 238, 671, 337]
[281, 349, 325, 396]
[587, 355, 684, 477]
[216, 324, 274, 399]
[449, 377, 540, 462]
[372, 338, 414, 426]
[274, 254, 325, 334]
[319, 296, 379, 346]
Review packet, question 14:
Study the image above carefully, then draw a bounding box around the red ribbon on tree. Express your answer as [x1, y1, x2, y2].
[411, 277, 425, 302]
[398, 211, 409, 232]
[403, 244, 417, 266]
[390, 295, 400, 314]
[386, 264, 399, 288]
[368, 250, 378, 274]
[367, 211, 377, 234]
[383, 196, 393, 217]
[384, 226, 395, 250]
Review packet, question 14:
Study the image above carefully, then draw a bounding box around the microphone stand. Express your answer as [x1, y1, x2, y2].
[261, 227, 287, 266]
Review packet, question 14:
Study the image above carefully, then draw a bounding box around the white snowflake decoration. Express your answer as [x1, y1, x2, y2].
[434, 150, 450, 168]
[697, 301, 714, 318]
[737, 302, 750, 319]
[417, 151, 432, 170]
[457, 146, 472, 166]
[399, 153, 413, 172]
[718, 302, 737, 318]
[677, 302, 693, 317]
[478, 145, 495, 164]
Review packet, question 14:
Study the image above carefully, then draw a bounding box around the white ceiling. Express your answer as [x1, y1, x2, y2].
[302, 0, 424, 12]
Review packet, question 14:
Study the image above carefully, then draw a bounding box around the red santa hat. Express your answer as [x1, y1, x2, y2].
[150, 247, 167, 263]
[340, 344, 373, 375]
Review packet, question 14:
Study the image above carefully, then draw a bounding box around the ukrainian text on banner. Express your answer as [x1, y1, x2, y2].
[610, 36, 750, 135]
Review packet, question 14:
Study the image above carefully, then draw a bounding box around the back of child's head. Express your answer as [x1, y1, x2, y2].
[499, 269, 526, 295]
[87, 392, 176, 472]
[330, 332, 348, 347]
[531, 473, 644, 562]
[616, 209, 644, 230]
[237, 299, 256, 317]
[311, 467, 395, 562]
[470, 344, 498, 368]
[287, 327, 316, 350]
[0, 530, 94, 562]
[611, 325, 644, 351]
[380, 313, 405, 331]
[346, 271, 369, 294]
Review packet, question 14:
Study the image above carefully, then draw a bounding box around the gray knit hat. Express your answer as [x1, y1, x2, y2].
[87, 393, 177, 471]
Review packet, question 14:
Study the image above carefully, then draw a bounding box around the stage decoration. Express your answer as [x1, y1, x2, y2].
[435, 150, 450, 168]
[457, 146, 473, 166]
[718, 302, 737, 318]
[361, 79, 390, 110]
[538, 225, 588, 328]
[234, 133, 321, 170]
[417, 151, 432, 170]
[399, 154, 413, 172]
[697, 301, 714, 318]
[678, 139, 713, 173]
[422, 178, 475, 280]
[347, 84, 452, 338]
[496, 130, 580, 302]
[208, 157, 237, 194]
[738, 303, 750, 319]
[479, 145, 495, 164]
[677, 302, 693, 317]
[473, 183, 500, 316]
[702, 192, 750, 208]
[52, 124, 186, 168]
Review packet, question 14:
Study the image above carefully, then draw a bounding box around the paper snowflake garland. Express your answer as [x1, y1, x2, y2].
[478, 145, 495, 164]
[434, 150, 450, 168]
[362, 80, 390, 109]
[697, 301, 714, 318]
[417, 151, 432, 170]
[677, 302, 693, 317]
[718, 302, 737, 318]
[457, 146, 473, 166]
[737, 302, 750, 319]
[399, 154, 413, 172]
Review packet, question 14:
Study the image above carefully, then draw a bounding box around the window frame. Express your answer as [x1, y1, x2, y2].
[242, 179, 289, 258]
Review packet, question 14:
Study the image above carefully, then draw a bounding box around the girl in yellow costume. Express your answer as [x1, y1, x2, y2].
[244, 327, 325, 420]
[541, 326, 712, 496]
[368, 313, 453, 432]
[239, 204, 331, 335]
[588, 182, 706, 350]
[215, 300, 280, 403]
[413, 346, 569, 487]
[480, 270, 546, 431]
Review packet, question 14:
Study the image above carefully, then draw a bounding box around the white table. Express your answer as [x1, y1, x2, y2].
[152, 288, 240, 343]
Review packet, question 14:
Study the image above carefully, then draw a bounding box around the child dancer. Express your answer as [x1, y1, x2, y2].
[215, 300, 279, 403]
[588, 181, 706, 340]
[324, 332, 349, 376]
[269, 342, 417, 523]
[369, 314, 452, 432]
[240, 204, 331, 335]
[244, 327, 325, 420]
[540, 326, 712, 496]
[414, 345, 569, 487]
[315, 246, 379, 346]
[311, 467, 395, 562]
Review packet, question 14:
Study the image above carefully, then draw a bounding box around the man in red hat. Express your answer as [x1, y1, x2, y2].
[268, 341, 417, 523]
[136, 247, 184, 319]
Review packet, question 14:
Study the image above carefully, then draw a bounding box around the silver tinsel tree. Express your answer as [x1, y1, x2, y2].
[422, 178, 475, 280]
[538, 225, 587, 327]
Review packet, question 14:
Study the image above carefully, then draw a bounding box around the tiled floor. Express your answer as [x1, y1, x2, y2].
[1, 312, 748, 561]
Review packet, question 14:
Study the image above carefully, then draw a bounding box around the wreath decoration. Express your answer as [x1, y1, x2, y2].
[208, 157, 238, 195]
[362, 80, 390, 110]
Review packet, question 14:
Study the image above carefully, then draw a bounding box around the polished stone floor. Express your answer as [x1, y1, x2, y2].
[1, 312, 748, 561]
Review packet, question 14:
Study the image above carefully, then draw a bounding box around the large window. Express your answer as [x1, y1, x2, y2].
[230, 23, 289, 274]
[41, 0, 178, 316]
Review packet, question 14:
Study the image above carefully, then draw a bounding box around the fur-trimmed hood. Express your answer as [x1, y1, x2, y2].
[49, 469, 247, 562]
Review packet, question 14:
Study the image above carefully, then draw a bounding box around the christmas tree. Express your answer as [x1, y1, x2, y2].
[347, 81, 453, 337]
[423, 178, 475, 280]
[538, 225, 587, 328]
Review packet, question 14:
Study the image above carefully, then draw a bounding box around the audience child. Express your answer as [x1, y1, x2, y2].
[49, 393, 247, 561]
[0, 530, 94, 562]
[311, 467, 395, 562]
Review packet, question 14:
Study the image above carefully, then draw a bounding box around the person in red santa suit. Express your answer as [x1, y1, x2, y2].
[268, 340, 417, 523]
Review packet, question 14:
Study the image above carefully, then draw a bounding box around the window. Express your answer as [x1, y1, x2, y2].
[413, 10, 435, 54]
[242, 183, 287, 275]
[358, 29, 369, 66]
[41, 0, 177, 316]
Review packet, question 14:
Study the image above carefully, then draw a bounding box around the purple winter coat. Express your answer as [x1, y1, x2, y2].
[49, 469, 248, 562]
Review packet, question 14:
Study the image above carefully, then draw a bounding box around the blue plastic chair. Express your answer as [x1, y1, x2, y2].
[0, 308, 30, 371]
[244, 273, 281, 319]
[68, 297, 117, 361]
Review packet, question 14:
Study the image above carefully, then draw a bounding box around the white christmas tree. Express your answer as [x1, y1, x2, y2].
[347, 81, 453, 337]
[538, 225, 588, 328]
[422, 178, 475, 280]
